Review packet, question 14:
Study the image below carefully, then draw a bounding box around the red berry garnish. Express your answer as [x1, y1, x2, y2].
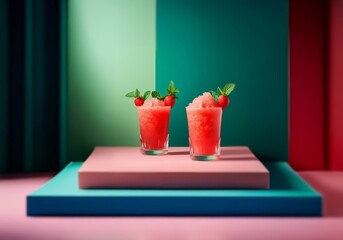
[134, 97, 144, 106]
[164, 95, 175, 107]
[218, 95, 230, 109]
[126, 89, 150, 106]
[126, 81, 179, 108]
[210, 83, 235, 110]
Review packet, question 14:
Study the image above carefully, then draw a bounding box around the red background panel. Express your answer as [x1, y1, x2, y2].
[289, 0, 326, 170]
[328, 0, 343, 170]
[290, 0, 343, 170]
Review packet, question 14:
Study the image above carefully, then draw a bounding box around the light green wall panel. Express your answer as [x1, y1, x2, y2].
[68, 0, 156, 161]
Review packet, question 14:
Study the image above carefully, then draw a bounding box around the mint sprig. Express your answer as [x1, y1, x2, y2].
[210, 90, 218, 101]
[211, 83, 236, 101]
[151, 81, 180, 101]
[167, 81, 180, 99]
[151, 91, 164, 101]
[125, 89, 150, 100]
[126, 81, 179, 103]
[143, 91, 151, 100]
[221, 83, 235, 96]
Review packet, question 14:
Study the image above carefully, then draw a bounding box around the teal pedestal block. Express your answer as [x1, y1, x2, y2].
[27, 162, 322, 216]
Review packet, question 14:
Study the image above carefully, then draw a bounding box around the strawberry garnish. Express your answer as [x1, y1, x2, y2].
[218, 95, 230, 109]
[210, 83, 235, 110]
[126, 81, 179, 108]
[125, 89, 150, 106]
[164, 95, 175, 107]
[134, 97, 144, 106]
[152, 81, 179, 108]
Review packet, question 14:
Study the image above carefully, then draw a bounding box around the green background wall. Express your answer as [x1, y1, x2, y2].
[68, 0, 288, 162]
[156, 0, 288, 161]
[68, 0, 156, 161]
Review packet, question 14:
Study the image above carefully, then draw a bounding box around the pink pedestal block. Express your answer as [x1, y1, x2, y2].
[78, 146, 269, 189]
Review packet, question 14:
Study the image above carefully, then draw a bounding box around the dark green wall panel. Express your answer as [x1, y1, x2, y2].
[156, 0, 288, 161]
[0, 0, 9, 171]
[1, 0, 62, 172]
[60, 0, 68, 168]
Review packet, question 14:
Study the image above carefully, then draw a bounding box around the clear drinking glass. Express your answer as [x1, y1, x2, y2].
[137, 106, 171, 155]
[186, 107, 222, 160]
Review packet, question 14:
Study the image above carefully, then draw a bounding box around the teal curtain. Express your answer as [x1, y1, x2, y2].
[0, 0, 68, 172]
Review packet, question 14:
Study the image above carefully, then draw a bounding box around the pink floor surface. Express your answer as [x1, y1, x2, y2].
[1, 172, 343, 240]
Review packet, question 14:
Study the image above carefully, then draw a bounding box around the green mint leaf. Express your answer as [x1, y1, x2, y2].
[168, 81, 175, 91]
[222, 84, 230, 93]
[210, 90, 218, 101]
[125, 91, 136, 98]
[135, 89, 140, 98]
[152, 91, 164, 100]
[152, 91, 160, 98]
[224, 83, 235, 96]
[166, 81, 179, 98]
[217, 87, 223, 95]
[143, 91, 151, 101]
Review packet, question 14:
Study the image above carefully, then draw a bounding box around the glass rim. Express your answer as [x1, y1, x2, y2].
[185, 106, 223, 110]
[137, 106, 171, 109]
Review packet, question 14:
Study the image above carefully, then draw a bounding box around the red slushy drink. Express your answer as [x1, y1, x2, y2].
[186, 92, 222, 160]
[138, 98, 171, 155]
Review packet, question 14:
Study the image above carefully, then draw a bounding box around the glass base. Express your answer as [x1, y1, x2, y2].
[141, 149, 168, 155]
[189, 138, 220, 161]
[190, 155, 219, 161]
[140, 134, 169, 155]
